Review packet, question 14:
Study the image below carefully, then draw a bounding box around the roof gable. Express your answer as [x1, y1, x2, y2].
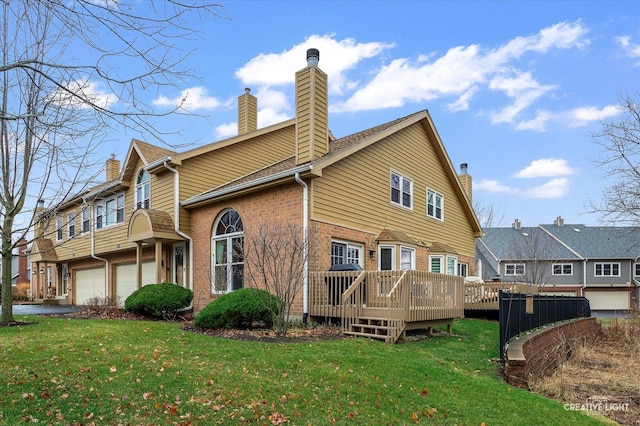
[121, 139, 175, 183]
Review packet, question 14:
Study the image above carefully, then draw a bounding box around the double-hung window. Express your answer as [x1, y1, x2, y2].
[56, 217, 63, 241]
[505, 263, 525, 276]
[67, 213, 76, 238]
[331, 241, 363, 267]
[427, 189, 444, 221]
[635, 263, 640, 277]
[429, 255, 444, 273]
[96, 194, 124, 229]
[82, 208, 90, 233]
[552, 264, 573, 276]
[594, 262, 620, 277]
[135, 169, 150, 209]
[390, 171, 412, 209]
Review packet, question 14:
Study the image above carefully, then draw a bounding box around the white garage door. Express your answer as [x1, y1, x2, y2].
[585, 290, 630, 310]
[75, 267, 106, 305]
[115, 262, 156, 304]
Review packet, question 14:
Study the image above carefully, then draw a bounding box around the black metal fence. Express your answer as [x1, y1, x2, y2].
[498, 291, 591, 359]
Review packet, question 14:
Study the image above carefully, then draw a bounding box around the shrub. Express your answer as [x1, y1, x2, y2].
[12, 282, 31, 302]
[194, 288, 280, 329]
[124, 282, 193, 319]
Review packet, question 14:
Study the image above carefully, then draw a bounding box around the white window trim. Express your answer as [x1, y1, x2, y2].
[67, 212, 76, 239]
[635, 262, 640, 277]
[552, 263, 573, 276]
[594, 262, 620, 277]
[458, 262, 468, 277]
[446, 255, 458, 275]
[81, 208, 90, 234]
[427, 188, 444, 221]
[390, 170, 413, 210]
[95, 193, 125, 230]
[378, 245, 396, 270]
[331, 240, 364, 267]
[400, 246, 416, 270]
[56, 217, 63, 241]
[429, 255, 444, 273]
[135, 169, 150, 210]
[505, 263, 526, 276]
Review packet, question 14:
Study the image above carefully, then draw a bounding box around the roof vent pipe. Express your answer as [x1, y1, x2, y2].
[306, 48, 319, 67]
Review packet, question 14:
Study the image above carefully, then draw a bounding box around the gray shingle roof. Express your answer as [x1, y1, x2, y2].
[479, 226, 579, 261]
[540, 224, 640, 259]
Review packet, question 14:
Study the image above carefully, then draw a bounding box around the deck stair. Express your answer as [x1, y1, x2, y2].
[344, 317, 405, 342]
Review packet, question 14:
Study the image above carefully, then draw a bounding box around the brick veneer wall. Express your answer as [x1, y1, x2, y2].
[504, 317, 601, 389]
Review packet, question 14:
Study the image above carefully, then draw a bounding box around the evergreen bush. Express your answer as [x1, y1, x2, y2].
[124, 282, 193, 319]
[194, 288, 280, 329]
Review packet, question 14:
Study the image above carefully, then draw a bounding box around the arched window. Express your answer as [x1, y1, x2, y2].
[211, 209, 244, 294]
[135, 169, 150, 209]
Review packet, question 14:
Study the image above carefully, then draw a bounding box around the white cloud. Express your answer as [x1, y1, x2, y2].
[515, 158, 574, 178]
[332, 21, 587, 116]
[567, 105, 619, 126]
[488, 70, 556, 124]
[235, 34, 393, 95]
[616, 35, 640, 59]
[153, 86, 221, 111]
[522, 178, 570, 199]
[215, 122, 237, 139]
[474, 179, 514, 193]
[51, 78, 118, 109]
[516, 110, 553, 131]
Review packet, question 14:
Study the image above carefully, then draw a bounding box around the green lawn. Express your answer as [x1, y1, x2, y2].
[0, 317, 610, 425]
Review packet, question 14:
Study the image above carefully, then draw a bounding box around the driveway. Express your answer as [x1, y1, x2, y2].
[1, 304, 86, 315]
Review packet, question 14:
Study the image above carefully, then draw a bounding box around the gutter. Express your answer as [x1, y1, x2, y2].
[182, 164, 313, 208]
[581, 258, 588, 296]
[82, 196, 109, 301]
[295, 172, 309, 323]
[163, 160, 195, 312]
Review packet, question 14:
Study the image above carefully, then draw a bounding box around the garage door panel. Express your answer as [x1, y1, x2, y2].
[75, 268, 105, 305]
[115, 262, 156, 304]
[585, 290, 630, 310]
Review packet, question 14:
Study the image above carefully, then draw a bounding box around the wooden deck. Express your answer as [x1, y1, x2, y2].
[464, 282, 539, 310]
[309, 270, 464, 343]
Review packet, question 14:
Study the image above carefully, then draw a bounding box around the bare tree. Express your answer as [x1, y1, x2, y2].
[242, 222, 313, 335]
[591, 91, 640, 225]
[473, 197, 505, 229]
[506, 228, 557, 286]
[0, 1, 224, 323]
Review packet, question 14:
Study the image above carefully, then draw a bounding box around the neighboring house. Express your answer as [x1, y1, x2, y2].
[477, 217, 639, 311]
[31, 49, 482, 318]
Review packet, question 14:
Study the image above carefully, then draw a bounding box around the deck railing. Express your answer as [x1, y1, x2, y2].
[464, 282, 539, 310]
[308, 270, 465, 338]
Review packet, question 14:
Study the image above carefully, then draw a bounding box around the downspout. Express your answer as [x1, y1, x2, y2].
[295, 172, 309, 324]
[580, 258, 588, 297]
[162, 161, 194, 311]
[83, 196, 109, 300]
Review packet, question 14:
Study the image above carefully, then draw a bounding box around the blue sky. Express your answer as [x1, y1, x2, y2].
[105, 1, 640, 227]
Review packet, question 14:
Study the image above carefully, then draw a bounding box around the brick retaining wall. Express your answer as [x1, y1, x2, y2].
[504, 317, 601, 389]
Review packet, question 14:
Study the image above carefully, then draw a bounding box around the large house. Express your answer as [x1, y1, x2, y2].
[30, 49, 482, 318]
[477, 217, 639, 311]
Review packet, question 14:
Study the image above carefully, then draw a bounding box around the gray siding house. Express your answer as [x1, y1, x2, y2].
[477, 217, 638, 311]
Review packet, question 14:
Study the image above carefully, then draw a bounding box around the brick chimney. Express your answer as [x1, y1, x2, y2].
[106, 154, 120, 181]
[238, 87, 257, 135]
[458, 163, 472, 204]
[295, 48, 328, 165]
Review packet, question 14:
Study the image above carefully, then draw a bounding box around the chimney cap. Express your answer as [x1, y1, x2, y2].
[244, 87, 251, 94]
[306, 48, 320, 66]
[460, 163, 468, 174]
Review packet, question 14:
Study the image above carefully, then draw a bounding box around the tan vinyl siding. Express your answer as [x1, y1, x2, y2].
[179, 127, 295, 197]
[295, 66, 328, 164]
[150, 172, 174, 216]
[311, 123, 476, 257]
